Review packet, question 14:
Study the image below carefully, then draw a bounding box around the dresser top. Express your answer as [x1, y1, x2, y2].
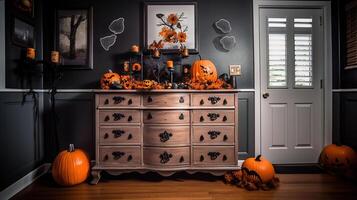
[94, 89, 240, 93]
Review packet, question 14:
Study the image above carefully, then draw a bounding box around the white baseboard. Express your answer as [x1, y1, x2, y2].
[0, 163, 51, 200]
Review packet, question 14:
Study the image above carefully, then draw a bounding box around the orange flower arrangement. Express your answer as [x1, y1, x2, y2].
[177, 32, 187, 43]
[150, 12, 188, 49]
[167, 14, 179, 25]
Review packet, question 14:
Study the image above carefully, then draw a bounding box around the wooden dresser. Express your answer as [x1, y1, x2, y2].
[91, 89, 239, 184]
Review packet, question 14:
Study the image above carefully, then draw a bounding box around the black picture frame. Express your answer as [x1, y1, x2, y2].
[55, 6, 93, 70]
[11, 17, 35, 48]
[143, 2, 199, 54]
[11, 0, 35, 19]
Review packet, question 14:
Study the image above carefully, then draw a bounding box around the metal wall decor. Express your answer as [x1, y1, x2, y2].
[100, 17, 125, 51]
[215, 19, 232, 34]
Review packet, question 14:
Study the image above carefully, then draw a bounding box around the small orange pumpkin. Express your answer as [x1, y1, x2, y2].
[100, 70, 121, 89]
[319, 144, 357, 174]
[191, 59, 218, 83]
[123, 81, 133, 90]
[132, 63, 142, 71]
[52, 144, 90, 186]
[224, 172, 234, 183]
[242, 155, 275, 184]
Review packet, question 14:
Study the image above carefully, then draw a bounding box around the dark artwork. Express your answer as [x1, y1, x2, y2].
[12, 18, 35, 47]
[12, 0, 34, 18]
[56, 8, 93, 69]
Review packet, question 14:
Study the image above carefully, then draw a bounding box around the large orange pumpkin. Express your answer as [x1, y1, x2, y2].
[242, 155, 275, 184]
[191, 59, 218, 83]
[52, 144, 90, 186]
[100, 70, 120, 89]
[319, 144, 357, 174]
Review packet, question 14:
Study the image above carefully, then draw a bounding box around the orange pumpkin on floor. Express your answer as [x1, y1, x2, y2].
[52, 144, 90, 186]
[100, 70, 121, 89]
[319, 144, 357, 174]
[191, 59, 218, 83]
[241, 155, 275, 184]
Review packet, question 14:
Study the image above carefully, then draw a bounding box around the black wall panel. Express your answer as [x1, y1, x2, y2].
[0, 93, 44, 191]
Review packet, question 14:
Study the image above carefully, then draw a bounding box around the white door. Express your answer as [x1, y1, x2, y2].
[260, 8, 324, 164]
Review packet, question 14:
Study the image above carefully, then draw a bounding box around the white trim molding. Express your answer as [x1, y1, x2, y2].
[0, 163, 51, 200]
[333, 89, 357, 93]
[253, 0, 333, 156]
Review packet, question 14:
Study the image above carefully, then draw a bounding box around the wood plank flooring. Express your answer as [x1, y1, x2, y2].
[12, 172, 357, 200]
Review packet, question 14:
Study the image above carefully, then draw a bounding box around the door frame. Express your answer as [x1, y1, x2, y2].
[253, 0, 332, 157]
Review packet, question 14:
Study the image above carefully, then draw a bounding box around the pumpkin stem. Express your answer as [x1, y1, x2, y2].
[68, 144, 75, 152]
[198, 54, 202, 60]
[255, 155, 262, 161]
[108, 69, 113, 73]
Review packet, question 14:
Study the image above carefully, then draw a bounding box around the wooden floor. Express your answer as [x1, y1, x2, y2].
[12, 172, 357, 200]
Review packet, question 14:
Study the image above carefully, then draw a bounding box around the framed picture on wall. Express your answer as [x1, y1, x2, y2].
[55, 7, 93, 69]
[11, 0, 34, 18]
[12, 17, 35, 48]
[144, 2, 198, 53]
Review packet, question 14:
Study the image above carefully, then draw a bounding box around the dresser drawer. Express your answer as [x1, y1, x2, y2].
[192, 93, 235, 107]
[99, 110, 141, 124]
[192, 110, 235, 124]
[193, 146, 236, 166]
[192, 126, 235, 145]
[99, 126, 141, 144]
[143, 94, 189, 107]
[143, 147, 190, 166]
[98, 94, 141, 107]
[99, 146, 141, 166]
[143, 110, 190, 124]
[143, 126, 190, 146]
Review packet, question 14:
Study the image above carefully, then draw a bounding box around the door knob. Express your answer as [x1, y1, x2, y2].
[262, 93, 270, 99]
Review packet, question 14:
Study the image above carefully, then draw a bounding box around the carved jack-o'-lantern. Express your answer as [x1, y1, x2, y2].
[143, 80, 153, 89]
[120, 75, 130, 83]
[191, 59, 218, 83]
[319, 144, 357, 175]
[100, 70, 121, 89]
[132, 63, 142, 71]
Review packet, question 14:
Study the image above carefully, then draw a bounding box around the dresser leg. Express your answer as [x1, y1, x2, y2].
[90, 170, 102, 185]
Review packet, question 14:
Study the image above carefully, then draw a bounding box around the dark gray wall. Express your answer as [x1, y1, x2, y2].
[0, 92, 44, 191]
[42, 0, 254, 89]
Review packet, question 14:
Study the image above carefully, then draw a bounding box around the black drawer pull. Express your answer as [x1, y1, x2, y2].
[200, 99, 204, 105]
[159, 151, 172, 164]
[127, 155, 133, 161]
[200, 116, 204, 122]
[208, 96, 221, 104]
[113, 96, 125, 104]
[159, 131, 173, 142]
[104, 133, 109, 139]
[179, 113, 184, 120]
[207, 113, 220, 121]
[208, 131, 221, 139]
[128, 115, 133, 122]
[147, 113, 153, 120]
[112, 130, 125, 138]
[179, 96, 185, 103]
[223, 155, 227, 161]
[103, 154, 109, 161]
[112, 151, 125, 160]
[128, 99, 133, 105]
[208, 152, 221, 160]
[104, 99, 109, 105]
[113, 113, 125, 121]
[223, 99, 227, 105]
[180, 156, 184, 163]
[147, 96, 153, 103]
[128, 134, 133, 140]
[223, 116, 227, 122]
[223, 135, 228, 141]
[200, 135, 204, 141]
[200, 155, 204, 162]
[104, 116, 110, 121]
